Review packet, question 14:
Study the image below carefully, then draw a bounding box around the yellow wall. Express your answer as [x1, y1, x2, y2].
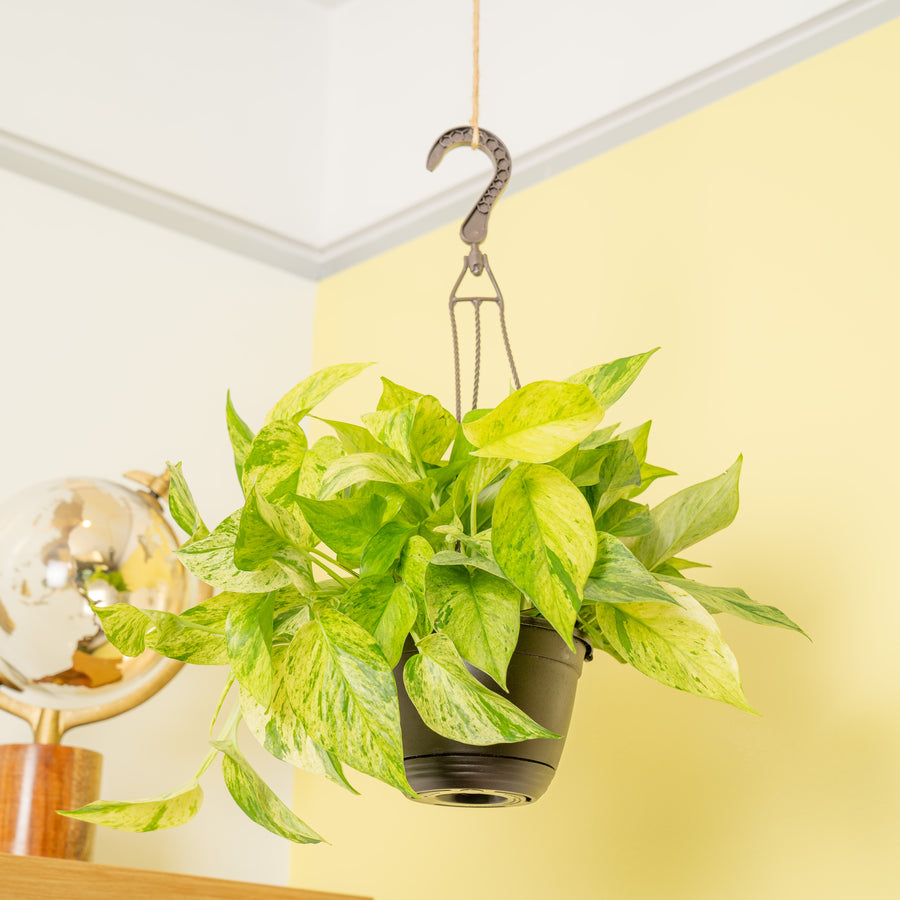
[292, 18, 900, 900]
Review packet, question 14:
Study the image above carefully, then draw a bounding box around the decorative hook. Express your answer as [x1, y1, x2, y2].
[427, 126, 511, 274]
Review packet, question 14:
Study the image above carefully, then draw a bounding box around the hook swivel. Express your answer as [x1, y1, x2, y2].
[426, 125, 511, 275]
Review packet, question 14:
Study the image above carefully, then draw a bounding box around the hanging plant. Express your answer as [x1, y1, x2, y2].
[63, 351, 804, 843]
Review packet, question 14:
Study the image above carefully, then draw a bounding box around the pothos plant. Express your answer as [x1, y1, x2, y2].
[64, 350, 803, 843]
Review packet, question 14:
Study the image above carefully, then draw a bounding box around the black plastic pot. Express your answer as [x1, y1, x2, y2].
[394, 616, 592, 808]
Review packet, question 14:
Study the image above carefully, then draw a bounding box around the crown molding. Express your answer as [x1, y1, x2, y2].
[1, 0, 897, 282]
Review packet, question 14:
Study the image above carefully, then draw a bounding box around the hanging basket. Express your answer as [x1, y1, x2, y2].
[395, 617, 592, 807]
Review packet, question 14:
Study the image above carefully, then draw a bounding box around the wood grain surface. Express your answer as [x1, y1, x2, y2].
[0, 743, 102, 860]
[0, 852, 371, 900]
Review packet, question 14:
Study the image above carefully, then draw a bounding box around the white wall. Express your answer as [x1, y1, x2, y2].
[0, 167, 316, 884]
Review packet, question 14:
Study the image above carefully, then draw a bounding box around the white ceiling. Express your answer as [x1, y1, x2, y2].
[0, 0, 897, 278]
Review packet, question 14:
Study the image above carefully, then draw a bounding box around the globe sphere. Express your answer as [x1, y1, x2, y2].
[0, 477, 185, 711]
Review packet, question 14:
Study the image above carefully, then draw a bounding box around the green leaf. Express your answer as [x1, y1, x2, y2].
[403, 633, 558, 744]
[376, 377, 422, 410]
[592, 582, 757, 712]
[585, 533, 677, 605]
[226, 592, 274, 707]
[452, 457, 510, 521]
[339, 576, 417, 666]
[234, 488, 287, 572]
[399, 535, 435, 636]
[565, 349, 658, 409]
[176, 511, 290, 593]
[286, 605, 413, 795]
[491, 464, 596, 648]
[318, 452, 421, 499]
[463, 381, 604, 464]
[211, 737, 324, 844]
[655, 574, 807, 636]
[627, 462, 678, 499]
[363, 394, 456, 466]
[225, 391, 255, 484]
[360, 522, 416, 577]
[316, 418, 390, 455]
[579, 424, 620, 449]
[59, 781, 203, 832]
[632, 457, 743, 571]
[429, 549, 506, 580]
[264, 362, 373, 425]
[361, 400, 418, 462]
[410, 396, 457, 464]
[295, 494, 386, 565]
[166, 461, 207, 539]
[617, 420, 651, 463]
[241, 421, 308, 500]
[425, 564, 520, 689]
[595, 498, 652, 537]
[296, 435, 345, 498]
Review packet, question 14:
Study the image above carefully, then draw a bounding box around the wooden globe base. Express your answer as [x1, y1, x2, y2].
[0, 744, 102, 860]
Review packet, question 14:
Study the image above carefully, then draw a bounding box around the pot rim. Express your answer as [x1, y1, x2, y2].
[518, 613, 593, 662]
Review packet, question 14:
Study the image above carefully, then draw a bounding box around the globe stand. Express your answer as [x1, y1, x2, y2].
[0, 743, 102, 860]
[0, 472, 198, 861]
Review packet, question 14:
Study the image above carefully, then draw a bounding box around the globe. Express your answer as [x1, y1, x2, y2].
[0, 477, 186, 712]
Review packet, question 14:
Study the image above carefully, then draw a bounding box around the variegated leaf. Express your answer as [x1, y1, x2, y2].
[295, 494, 386, 564]
[403, 633, 558, 744]
[592, 582, 757, 712]
[286, 606, 413, 795]
[655, 574, 807, 636]
[424, 563, 520, 689]
[585, 533, 677, 605]
[463, 381, 603, 463]
[632, 457, 743, 571]
[399, 534, 435, 636]
[166, 461, 207, 539]
[59, 781, 203, 832]
[225, 592, 274, 706]
[240, 675, 356, 793]
[360, 522, 415, 577]
[176, 511, 290, 593]
[225, 390, 255, 484]
[339, 575, 417, 666]
[211, 737, 323, 844]
[241, 421, 308, 499]
[565, 349, 658, 409]
[491, 464, 596, 649]
[318, 452, 421, 499]
[264, 362, 373, 424]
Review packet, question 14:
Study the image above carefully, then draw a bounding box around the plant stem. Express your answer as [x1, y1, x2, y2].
[196, 698, 242, 779]
[309, 548, 356, 587]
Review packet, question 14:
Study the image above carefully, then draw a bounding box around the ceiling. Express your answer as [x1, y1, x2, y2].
[0, 0, 897, 279]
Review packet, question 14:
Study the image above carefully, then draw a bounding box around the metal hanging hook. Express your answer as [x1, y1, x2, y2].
[428, 125, 520, 420]
[426, 125, 511, 275]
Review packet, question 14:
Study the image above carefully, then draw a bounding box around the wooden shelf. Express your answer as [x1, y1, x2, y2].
[0, 852, 369, 900]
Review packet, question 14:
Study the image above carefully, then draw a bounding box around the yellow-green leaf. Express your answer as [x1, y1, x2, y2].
[491, 464, 596, 649]
[59, 781, 203, 832]
[403, 633, 558, 744]
[566, 349, 658, 409]
[211, 737, 323, 844]
[425, 563, 520, 689]
[463, 381, 603, 463]
[265, 362, 373, 424]
[592, 582, 757, 712]
[632, 457, 743, 571]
